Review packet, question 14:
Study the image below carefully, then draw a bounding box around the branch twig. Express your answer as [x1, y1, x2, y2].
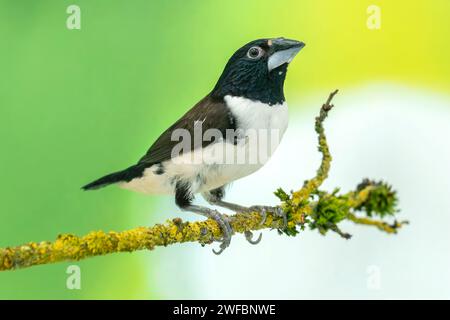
[0, 90, 406, 271]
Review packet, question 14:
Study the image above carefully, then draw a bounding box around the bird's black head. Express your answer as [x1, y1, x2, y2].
[211, 38, 305, 105]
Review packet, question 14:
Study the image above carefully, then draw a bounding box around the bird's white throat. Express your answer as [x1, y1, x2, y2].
[224, 95, 289, 134]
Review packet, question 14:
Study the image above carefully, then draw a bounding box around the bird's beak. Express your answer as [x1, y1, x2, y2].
[267, 38, 305, 72]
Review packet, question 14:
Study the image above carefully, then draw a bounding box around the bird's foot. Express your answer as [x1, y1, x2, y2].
[240, 205, 287, 246]
[244, 230, 262, 245]
[208, 210, 233, 255]
[247, 205, 287, 229]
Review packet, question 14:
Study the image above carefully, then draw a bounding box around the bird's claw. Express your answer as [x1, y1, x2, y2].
[209, 205, 287, 252]
[247, 205, 268, 225]
[244, 230, 262, 245]
[212, 241, 229, 255]
[248, 205, 287, 229]
[209, 210, 233, 255]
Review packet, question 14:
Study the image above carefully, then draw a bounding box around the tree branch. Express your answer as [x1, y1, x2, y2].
[0, 90, 407, 271]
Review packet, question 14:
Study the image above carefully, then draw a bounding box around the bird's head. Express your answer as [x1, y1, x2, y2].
[211, 37, 305, 105]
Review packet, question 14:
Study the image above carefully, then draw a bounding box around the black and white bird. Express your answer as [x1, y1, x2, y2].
[83, 38, 305, 254]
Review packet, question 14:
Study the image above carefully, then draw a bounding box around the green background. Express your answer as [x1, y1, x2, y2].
[0, 0, 448, 299]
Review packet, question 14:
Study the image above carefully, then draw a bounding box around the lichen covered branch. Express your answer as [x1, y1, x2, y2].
[0, 90, 406, 271]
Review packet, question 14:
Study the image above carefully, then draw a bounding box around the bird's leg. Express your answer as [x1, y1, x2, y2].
[180, 204, 233, 255]
[203, 187, 264, 245]
[202, 187, 248, 211]
[176, 182, 233, 254]
[203, 188, 287, 230]
[206, 199, 264, 245]
[209, 199, 249, 213]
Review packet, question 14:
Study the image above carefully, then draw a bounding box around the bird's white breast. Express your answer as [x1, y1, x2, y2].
[196, 95, 289, 190]
[120, 96, 289, 195]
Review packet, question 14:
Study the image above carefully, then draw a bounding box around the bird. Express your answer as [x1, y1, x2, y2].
[82, 37, 305, 254]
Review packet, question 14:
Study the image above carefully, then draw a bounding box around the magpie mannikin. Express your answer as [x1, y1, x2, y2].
[83, 38, 305, 254]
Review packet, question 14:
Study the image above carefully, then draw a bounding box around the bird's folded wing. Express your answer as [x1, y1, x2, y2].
[137, 94, 236, 166]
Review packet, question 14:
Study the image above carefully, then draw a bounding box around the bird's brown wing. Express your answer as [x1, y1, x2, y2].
[137, 94, 236, 166]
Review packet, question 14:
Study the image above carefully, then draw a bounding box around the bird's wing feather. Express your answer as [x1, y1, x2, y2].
[137, 94, 235, 166]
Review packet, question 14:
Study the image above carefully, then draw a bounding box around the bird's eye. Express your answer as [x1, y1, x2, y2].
[247, 46, 263, 59]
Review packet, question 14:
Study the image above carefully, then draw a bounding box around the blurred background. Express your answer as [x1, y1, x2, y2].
[0, 0, 449, 299]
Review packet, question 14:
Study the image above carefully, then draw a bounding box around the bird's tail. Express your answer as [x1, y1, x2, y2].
[82, 164, 146, 190]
